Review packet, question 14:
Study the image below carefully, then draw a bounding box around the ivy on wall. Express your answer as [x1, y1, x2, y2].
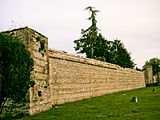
[36, 36, 46, 57]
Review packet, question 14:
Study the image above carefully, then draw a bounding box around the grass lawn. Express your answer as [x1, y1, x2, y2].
[20, 86, 160, 120]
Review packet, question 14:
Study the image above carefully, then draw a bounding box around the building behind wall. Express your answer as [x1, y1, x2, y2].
[1, 27, 146, 116]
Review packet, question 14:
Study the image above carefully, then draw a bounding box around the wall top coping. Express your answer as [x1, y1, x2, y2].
[48, 49, 142, 73]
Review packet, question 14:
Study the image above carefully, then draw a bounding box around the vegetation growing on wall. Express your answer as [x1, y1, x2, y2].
[74, 6, 135, 68]
[0, 33, 34, 116]
[36, 36, 46, 57]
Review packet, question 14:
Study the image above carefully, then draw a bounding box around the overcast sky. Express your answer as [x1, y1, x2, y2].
[0, 0, 160, 68]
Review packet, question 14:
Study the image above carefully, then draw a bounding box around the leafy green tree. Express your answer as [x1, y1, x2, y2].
[108, 40, 135, 68]
[143, 58, 160, 75]
[94, 38, 135, 68]
[74, 6, 135, 68]
[93, 33, 108, 61]
[0, 33, 34, 114]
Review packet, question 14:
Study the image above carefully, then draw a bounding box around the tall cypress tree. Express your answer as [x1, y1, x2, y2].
[74, 6, 99, 58]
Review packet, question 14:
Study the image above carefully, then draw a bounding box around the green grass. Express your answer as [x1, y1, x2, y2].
[20, 86, 160, 120]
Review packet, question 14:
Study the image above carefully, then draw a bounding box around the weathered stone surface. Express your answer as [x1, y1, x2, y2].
[48, 49, 145, 108]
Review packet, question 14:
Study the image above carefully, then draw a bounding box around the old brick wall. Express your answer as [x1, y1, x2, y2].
[26, 29, 52, 115]
[3, 27, 145, 115]
[49, 49, 145, 105]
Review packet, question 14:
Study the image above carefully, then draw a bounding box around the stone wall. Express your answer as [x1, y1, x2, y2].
[3, 27, 146, 115]
[49, 49, 145, 105]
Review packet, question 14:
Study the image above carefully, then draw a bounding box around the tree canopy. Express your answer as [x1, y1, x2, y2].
[74, 6, 135, 68]
[0, 33, 34, 114]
